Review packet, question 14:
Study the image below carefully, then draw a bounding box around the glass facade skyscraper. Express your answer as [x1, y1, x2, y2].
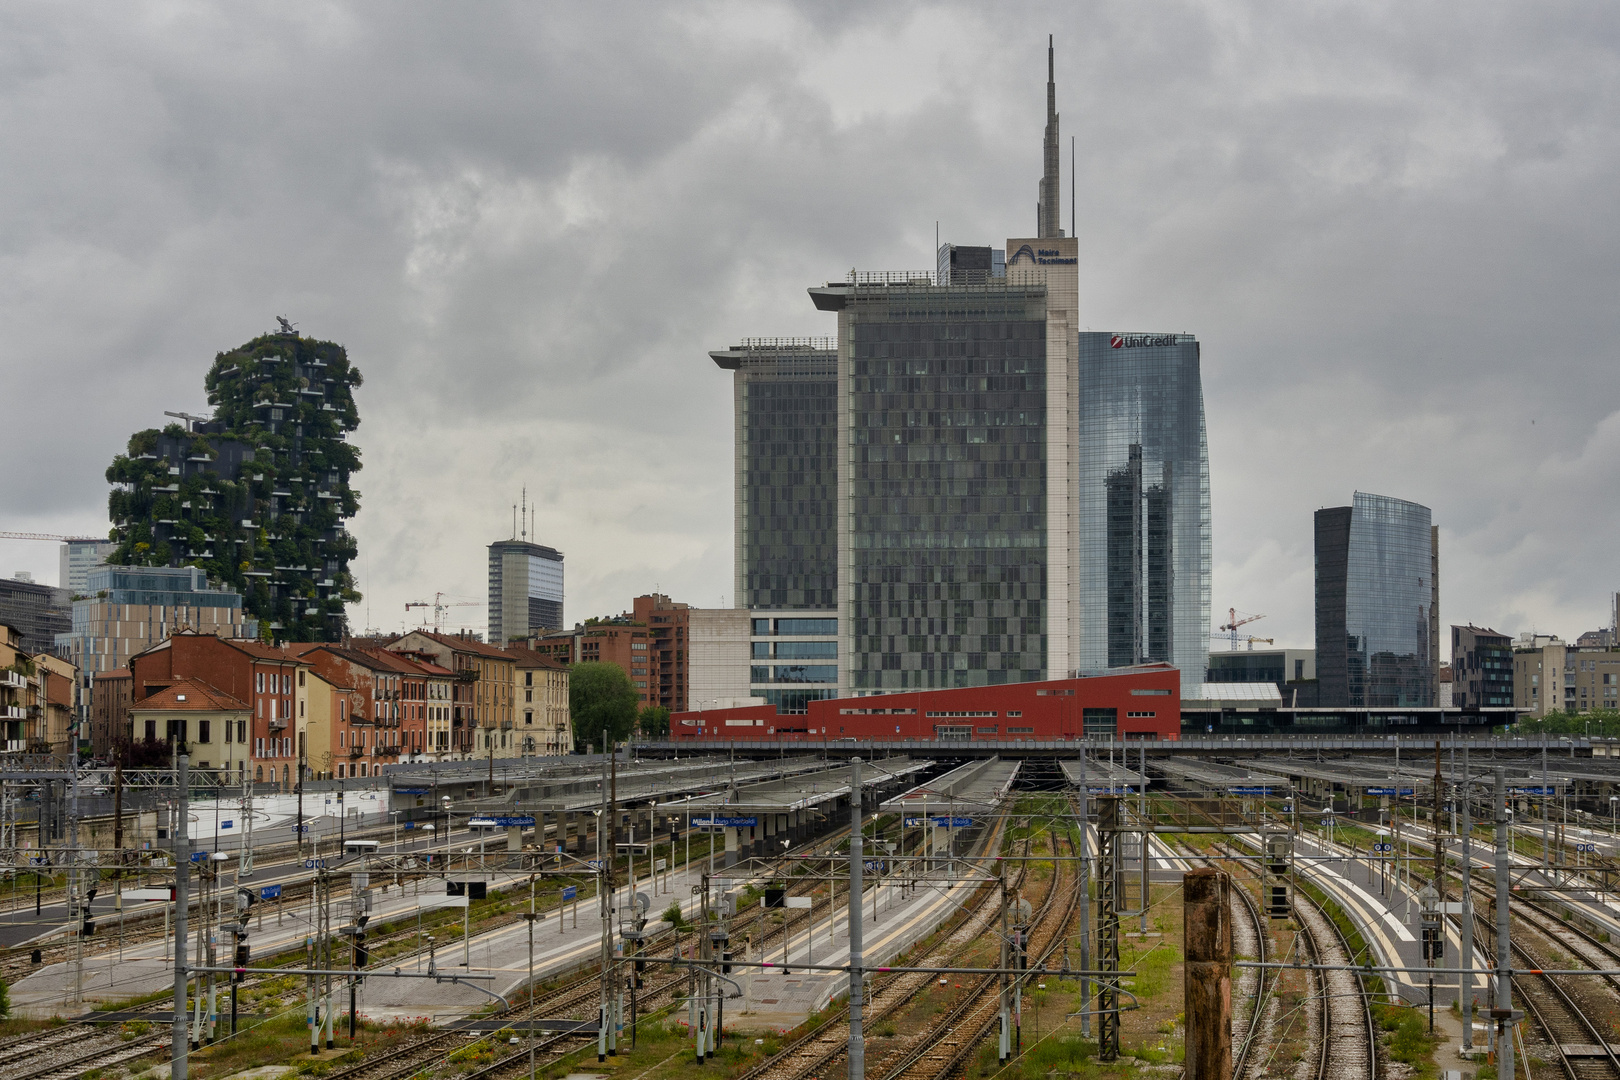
[1315, 492, 1438, 708]
[710, 340, 838, 611]
[1074, 332, 1210, 697]
[488, 540, 564, 643]
[812, 276, 1050, 692]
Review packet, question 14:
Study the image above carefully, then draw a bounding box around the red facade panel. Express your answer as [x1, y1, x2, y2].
[671, 668, 1181, 742]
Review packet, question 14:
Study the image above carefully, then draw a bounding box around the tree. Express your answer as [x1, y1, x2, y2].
[569, 663, 640, 753]
[638, 705, 670, 740]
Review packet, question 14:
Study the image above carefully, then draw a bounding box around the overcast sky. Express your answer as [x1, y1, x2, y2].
[2, 2, 1618, 649]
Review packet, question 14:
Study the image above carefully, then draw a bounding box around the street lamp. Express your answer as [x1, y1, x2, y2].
[390, 810, 401, 853]
[1610, 795, 1617, 838]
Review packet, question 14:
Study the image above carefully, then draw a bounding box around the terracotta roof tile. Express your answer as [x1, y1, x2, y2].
[131, 677, 250, 712]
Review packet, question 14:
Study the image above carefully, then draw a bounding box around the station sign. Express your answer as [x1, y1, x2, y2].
[903, 816, 974, 828]
[1372, 843, 1394, 853]
[1085, 785, 1139, 794]
[1577, 843, 1597, 853]
[1510, 786, 1556, 796]
[468, 816, 536, 828]
[1366, 788, 1415, 796]
[1227, 787, 1274, 796]
[692, 816, 757, 828]
[259, 884, 282, 900]
[562, 885, 577, 902]
[221, 820, 233, 830]
[394, 788, 431, 795]
[125, 887, 175, 901]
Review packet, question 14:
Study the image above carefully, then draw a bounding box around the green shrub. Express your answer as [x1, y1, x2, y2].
[1389, 1013, 1428, 1063]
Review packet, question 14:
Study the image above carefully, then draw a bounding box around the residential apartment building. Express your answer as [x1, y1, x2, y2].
[388, 647, 455, 759]
[35, 653, 77, 754]
[390, 630, 517, 760]
[1514, 636, 1620, 717]
[508, 648, 572, 755]
[128, 678, 251, 778]
[533, 618, 654, 707]
[1452, 625, 1513, 709]
[130, 632, 309, 788]
[291, 645, 409, 778]
[633, 594, 690, 712]
[0, 623, 64, 753]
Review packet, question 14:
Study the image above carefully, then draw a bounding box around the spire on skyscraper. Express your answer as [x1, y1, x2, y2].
[1038, 34, 1063, 239]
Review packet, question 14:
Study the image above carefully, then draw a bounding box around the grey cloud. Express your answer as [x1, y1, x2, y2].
[1, 1, 1618, 646]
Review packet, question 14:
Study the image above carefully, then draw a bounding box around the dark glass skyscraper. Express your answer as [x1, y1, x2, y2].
[811, 276, 1050, 691]
[710, 340, 838, 610]
[1315, 492, 1439, 707]
[1075, 332, 1210, 696]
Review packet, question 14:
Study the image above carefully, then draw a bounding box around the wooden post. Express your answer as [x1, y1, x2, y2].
[1184, 867, 1232, 1080]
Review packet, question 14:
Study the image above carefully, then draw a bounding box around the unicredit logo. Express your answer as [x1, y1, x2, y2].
[1111, 334, 1178, 349]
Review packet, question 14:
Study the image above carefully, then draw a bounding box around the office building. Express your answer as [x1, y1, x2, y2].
[1314, 492, 1439, 708]
[0, 575, 69, 655]
[58, 564, 251, 684]
[936, 244, 1006, 286]
[488, 538, 564, 643]
[1451, 625, 1513, 709]
[1206, 648, 1315, 687]
[60, 540, 114, 597]
[1075, 332, 1210, 697]
[812, 274, 1052, 693]
[710, 340, 838, 611]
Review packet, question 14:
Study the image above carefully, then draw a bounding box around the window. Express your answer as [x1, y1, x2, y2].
[1007, 726, 1034, 734]
[256, 672, 264, 693]
[197, 719, 210, 743]
[1129, 689, 1171, 696]
[223, 720, 231, 743]
[1126, 711, 1157, 718]
[525, 689, 532, 703]
[976, 726, 998, 734]
[933, 724, 971, 740]
[255, 737, 265, 757]
[1082, 708, 1118, 738]
[340, 731, 346, 748]
[298, 670, 305, 687]
[775, 618, 837, 636]
[752, 619, 770, 635]
[926, 710, 996, 718]
[525, 711, 533, 725]
[282, 674, 291, 694]
[525, 672, 533, 686]
[1006, 711, 1022, 717]
[145, 719, 157, 741]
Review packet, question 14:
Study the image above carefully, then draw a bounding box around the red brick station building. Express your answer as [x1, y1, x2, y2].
[671, 666, 1181, 744]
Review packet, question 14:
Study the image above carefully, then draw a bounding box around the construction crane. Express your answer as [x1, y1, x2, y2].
[1217, 607, 1267, 651]
[0, 531, 105, 543]
[1242, 636, 1274, 651]
[405, 592, 481, 632]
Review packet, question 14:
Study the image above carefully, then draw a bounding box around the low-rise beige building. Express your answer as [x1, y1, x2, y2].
[129, 677, 252, 780]
[508, 647, 572, 756]
[1515, 635, 1620, 716]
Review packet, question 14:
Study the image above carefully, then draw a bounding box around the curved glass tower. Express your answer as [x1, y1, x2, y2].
[1315, 492, 1438, 707]
[1075, 332, 1210, 697]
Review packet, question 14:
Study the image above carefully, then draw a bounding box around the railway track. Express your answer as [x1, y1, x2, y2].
[1293, 890, 1379, 1080]
[0, 1029, 168, 1080]
[731, 814, 1018, 1080]
[870, 824, 1077, 1080]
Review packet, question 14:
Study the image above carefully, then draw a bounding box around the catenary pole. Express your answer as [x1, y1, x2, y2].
[1495, 767, 1514, 1080]
[171, 750, 191, 1080]
[848, 756, 865, 1080]
[1461, 745, 1474, 1052]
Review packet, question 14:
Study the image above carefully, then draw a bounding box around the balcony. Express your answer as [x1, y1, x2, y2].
[268, 718, 288, 731]
[0, 671, 25, 690]
[0, 706, 23, 721]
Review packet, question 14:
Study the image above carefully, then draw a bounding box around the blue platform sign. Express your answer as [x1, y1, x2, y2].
[1372, 843, 1394, 853]
[1227, 787, 1274, 796]
[468, 816, 536, 828]
[221, 820, 234, 830]
[562, 885, 577, 902]
[1511, 786, 1556, 796]
[1366, 788, 1415, 796]
[260, 884, 282, 900]
[394, 788, 431, 795]
[904, 816, 973, 827]
[692, 816, 757, 828]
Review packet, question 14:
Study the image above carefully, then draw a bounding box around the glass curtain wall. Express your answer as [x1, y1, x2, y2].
[1344, 492, 1436, 707]
[1075, 332, 1210, 697]
[840, 280, 1049, 691]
